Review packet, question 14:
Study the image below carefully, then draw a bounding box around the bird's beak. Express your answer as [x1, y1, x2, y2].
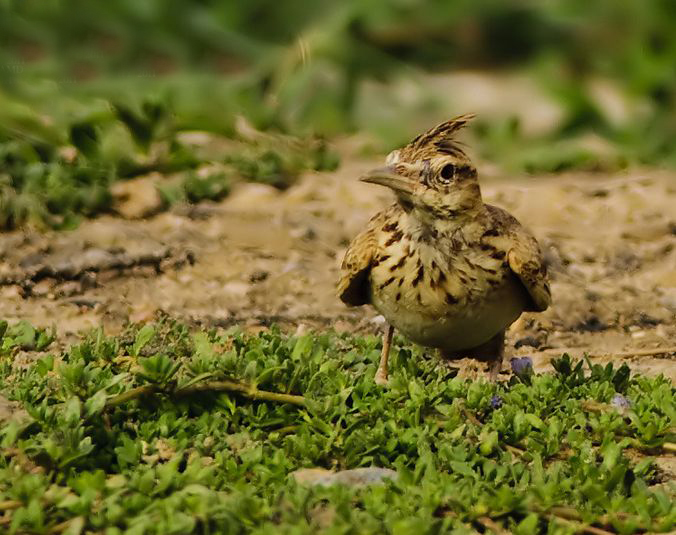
[359, 166, 413, 195]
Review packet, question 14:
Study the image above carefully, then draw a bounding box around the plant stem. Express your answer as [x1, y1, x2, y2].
[0, 500, 22, 510]
[105, 380, 306, 409]
[504, 444, 525, 457]
[48, 517, 84, 534]
[177, 380, 306, 406]
[543, 506, 658, 532]
[475, 515, 509, 535]
[547, 513, 615, 535]
[272, 425, 299, 435]
[106, 385, 157, 407]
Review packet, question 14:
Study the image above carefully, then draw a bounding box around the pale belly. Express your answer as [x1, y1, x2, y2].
[370, 273, 528, 352]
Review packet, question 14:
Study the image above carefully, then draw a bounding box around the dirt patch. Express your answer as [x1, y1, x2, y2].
[0, 395, 28, 425]
[1, 157, 674, 379]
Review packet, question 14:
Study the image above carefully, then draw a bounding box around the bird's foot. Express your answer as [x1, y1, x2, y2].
[374, 368, 389, 386]
[487, 359, 502, 382]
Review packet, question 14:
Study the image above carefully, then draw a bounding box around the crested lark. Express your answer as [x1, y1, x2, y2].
[338, 115, 551, 384]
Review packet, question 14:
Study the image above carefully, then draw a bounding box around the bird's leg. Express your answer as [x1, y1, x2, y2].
[487, 341, 505, 382]
[485, 331, 505, 381]
[460, 330, 505, 381]
[375, 324, 394, 385]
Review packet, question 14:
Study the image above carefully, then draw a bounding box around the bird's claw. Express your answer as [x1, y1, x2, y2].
[374, 370, 389, 386]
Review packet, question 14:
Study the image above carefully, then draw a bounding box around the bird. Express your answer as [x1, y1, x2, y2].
[338, 114, 550, 384]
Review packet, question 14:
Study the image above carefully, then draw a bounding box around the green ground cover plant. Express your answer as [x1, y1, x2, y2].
[0, 318, 673, 534]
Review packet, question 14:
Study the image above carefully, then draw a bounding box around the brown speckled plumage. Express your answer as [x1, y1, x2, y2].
[338, 115, 551, 384]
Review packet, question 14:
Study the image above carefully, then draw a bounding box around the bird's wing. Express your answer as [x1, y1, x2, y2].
[508, 241, 551, 312]
[337, 211, 386, 306]
[486, 205, 551, 312]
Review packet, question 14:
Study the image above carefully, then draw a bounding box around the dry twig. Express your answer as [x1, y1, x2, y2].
[105, 380, 306, 409]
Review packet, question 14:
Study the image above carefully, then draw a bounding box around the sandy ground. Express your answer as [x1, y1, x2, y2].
[0, 156, 675, 380]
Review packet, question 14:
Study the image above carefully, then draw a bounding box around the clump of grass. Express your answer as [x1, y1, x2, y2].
[224, 138, 339, 190]
[0, 95, 339, 230]
[0, 318, 673, 533]
[0, 320, 54, 353]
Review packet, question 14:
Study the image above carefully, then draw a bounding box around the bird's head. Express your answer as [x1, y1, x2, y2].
[360, 114, 482, 225]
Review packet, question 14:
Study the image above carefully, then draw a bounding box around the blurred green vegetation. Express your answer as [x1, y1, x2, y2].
[1, 0, 676, 228]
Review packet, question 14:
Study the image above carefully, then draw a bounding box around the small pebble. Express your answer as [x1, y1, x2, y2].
[611, 394, 632, 410]
[371, 315, 386, 326]
[291, 467, 398, 488]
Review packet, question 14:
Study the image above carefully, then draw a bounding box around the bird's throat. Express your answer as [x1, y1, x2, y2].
[406, 203, 487, 242]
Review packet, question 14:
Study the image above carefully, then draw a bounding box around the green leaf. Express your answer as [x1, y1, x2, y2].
[113, 103, 153, 149]
[601, 441, 622, 472]
[35, 355, 55, 376]
[524, 414, 544, 430]
[69, 122, 99, 158]
[515, 513, 539, 535]
[192, 332, 215, 359]
[35, 328, 55, 350]
[132, 325, 155, 356]
[115, 434, 140, 469]
[479, 430, 499, 455]
[62, 516, 85, 535]
[138, 354, 180, 384]
[63, 397, 82, 426]
[85, 390, 108, 417]
[612, 364, 631, 393]
[291, 334, 313, 361]
[10, 320, 36, 349]
[449, 461, 477, 478]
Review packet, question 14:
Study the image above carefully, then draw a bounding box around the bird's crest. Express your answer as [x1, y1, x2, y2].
[402, 114, 475, 159]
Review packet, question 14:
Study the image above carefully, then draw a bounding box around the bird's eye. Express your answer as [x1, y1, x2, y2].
[439, 164, 456, 182]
